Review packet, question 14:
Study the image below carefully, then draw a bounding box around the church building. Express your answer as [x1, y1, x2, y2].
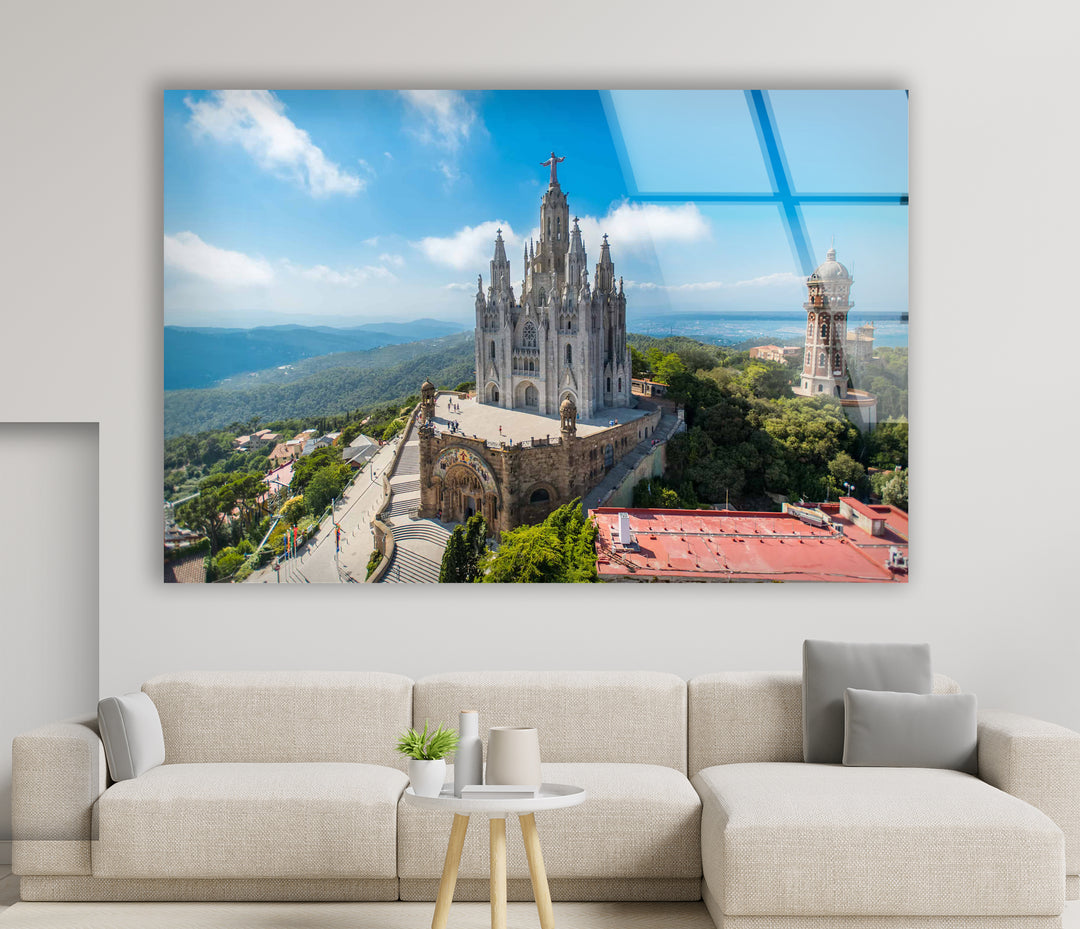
[474, 152, 632, 418]
[416, 154, 665, 536]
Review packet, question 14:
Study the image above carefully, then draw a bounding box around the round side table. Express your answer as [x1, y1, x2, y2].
[402, 782, 587, 929]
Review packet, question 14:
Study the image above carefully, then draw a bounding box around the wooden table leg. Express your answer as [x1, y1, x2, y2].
[489, 816, 507, 929]
[432, 813, 469, 929]
[519, 813, 554, 929]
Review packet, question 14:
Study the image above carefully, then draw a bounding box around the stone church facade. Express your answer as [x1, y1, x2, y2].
[474, 152, 632, 418]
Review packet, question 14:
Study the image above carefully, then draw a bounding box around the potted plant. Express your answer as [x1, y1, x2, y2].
[396, 720, 459, 797]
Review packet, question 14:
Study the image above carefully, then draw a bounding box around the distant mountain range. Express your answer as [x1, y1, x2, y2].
[163, 332, 476, 437]
[164, 319, 467, 390]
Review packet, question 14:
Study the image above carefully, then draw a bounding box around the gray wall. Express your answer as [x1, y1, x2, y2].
[0, 425, 99, 864]
[1, 1, 1078, 855]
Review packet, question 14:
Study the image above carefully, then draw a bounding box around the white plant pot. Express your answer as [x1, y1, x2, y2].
[408, 758, 446, 798]
[485, 727, 542, 787]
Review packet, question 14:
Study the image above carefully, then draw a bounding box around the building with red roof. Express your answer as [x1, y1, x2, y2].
[590, 498, 908, 583]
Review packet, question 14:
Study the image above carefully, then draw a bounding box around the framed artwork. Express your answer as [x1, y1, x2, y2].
[164, 90, 908, 584]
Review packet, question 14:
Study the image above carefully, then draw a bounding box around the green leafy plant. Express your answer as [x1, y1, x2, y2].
[395, 721, 459, 760]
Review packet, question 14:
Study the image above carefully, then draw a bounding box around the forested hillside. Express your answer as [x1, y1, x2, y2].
[164, 332, 474, 436]
[165, 319, 466, 389]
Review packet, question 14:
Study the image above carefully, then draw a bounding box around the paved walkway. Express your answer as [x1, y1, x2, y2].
[581, 410, 683, 513]
[245, 437, 401, 584]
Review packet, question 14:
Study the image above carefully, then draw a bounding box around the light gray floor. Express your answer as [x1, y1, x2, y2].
[0, 868, 1077, 927]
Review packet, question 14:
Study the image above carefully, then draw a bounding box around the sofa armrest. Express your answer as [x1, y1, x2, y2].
[11, 716, 107, 876]
[979, 709, 1080, 894]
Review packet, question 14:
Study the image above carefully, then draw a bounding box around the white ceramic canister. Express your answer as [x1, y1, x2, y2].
[454, 710, 483, 797]
[485, 726, 542, 787]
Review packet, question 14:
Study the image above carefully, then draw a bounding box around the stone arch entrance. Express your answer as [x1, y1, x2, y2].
[438, 466, 498, 528]
[515, 380, 539, 409]
[603, 443, 614, 469]
[486, 381, 500, 403]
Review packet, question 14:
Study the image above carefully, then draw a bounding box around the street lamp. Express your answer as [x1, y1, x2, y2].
[842, 481, 855, 499]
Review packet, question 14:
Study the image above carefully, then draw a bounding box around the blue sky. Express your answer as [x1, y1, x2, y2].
[163, 90, 907, 328]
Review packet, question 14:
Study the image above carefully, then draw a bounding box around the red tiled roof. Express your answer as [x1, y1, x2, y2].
[590, 507, 908, 583]
[164, 552, 207, 584]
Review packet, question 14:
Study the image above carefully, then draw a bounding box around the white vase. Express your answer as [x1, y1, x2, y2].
[454, 711, 483, 797]
[485, 727, 542, 787]
[408, 758, 446, 798]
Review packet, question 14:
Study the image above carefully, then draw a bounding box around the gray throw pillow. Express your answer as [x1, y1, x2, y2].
[843, 688, 978, 774]
[803, 639, 932, 764]
[98, 692, 166, 781]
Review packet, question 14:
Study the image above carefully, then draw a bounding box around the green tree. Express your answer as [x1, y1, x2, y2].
[867, 419, 909, 469]
[652, 352, 687, 385]
[879, 469, 909, 510]
[827, 451, 868, 497]
[439, 527, 470, 583]
[282, 497, 306, 526]
[480, 500, 597, 583]
[305, 466, 348, 517]
[630, 345, 649, 378]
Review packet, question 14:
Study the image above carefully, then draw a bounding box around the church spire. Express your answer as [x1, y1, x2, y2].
[595, 233, 615, 293]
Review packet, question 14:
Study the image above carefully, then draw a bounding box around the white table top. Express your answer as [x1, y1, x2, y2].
[402, 782, 586, 815]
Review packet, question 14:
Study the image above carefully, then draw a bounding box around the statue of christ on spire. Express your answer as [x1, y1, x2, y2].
[541, 151, 565, 186]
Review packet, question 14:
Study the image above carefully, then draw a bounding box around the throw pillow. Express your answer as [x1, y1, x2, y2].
[843, 688, 978, 774]
[98, 692, 166, 781]
[802, 639, 932, 764]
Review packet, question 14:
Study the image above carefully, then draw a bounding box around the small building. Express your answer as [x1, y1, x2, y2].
[590, 501, 908, 583]
[631, 378, 668, 398]
[749, 345, 801, 364]
[342, 435, 379, 468]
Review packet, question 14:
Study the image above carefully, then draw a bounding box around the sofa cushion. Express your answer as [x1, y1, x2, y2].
[687, 671, 961, 777]
[98, 693, 165, 781]
[93, 763, 407, 879]
[842, 688, 978, 773]
[398, 762, 701, 882]
[142, 671, 412, 769]
[803, 640, 932, 764]
[693, 762, 1064, 918]
[413, 672, 687, 772]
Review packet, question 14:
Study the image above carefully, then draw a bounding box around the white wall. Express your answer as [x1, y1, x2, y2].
[0, 424, 99, 864]
[1, 0, 1078, 773]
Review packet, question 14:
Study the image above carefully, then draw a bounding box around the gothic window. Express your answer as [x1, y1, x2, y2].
[556, 216, 561, 240]
[489, 340, 495, 360]
[546, 217, 551, 238]
[820, 320, 829, 340]
[522, 321, 537, 348]
[606, 377, 611, 393]
[618, 377, 622, 393]
[537, 289, 546, 307]
[805, 351, 812, 367]
[817, 384, 824, 392]
[530, 488, 550, 504]
[565, 344, 572, 365]
[818, 352, 826, 368]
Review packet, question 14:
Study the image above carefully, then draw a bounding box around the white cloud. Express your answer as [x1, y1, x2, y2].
[400, 90, 477, 151]
[443, 282, 476, 292]
[379, 253, 405, 268]
[362, 236, 380, 247]
[624, 272, 803, 292]
[186, 90, 364, 198]
[437, 160, 461, 184]
[416, 220, 518, 271]
[286, 261, 396, 286]
[164, 232, 274, 286]
[384, 151, 393, 160]
[577, 202, 709, 255]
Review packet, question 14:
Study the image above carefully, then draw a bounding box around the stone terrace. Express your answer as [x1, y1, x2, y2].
[431, 394, 649, 445]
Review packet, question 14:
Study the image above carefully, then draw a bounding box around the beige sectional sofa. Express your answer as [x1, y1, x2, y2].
[11, 670, 1080, 928]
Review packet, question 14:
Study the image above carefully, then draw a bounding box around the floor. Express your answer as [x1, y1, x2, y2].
[0, 868, 1077, 928]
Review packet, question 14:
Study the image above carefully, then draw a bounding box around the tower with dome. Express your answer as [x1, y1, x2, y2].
[793, 246, 878, 431]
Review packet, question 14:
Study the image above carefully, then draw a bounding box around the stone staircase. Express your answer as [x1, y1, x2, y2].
[381, 521, 451, 584]
[376, 421, 452, 583]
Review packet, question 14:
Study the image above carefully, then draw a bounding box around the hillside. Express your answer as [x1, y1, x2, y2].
[164, 332, 475, 437]
[164, 319, 466, 390]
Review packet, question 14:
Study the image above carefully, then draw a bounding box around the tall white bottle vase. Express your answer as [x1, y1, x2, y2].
[453, 710, 483, 797]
